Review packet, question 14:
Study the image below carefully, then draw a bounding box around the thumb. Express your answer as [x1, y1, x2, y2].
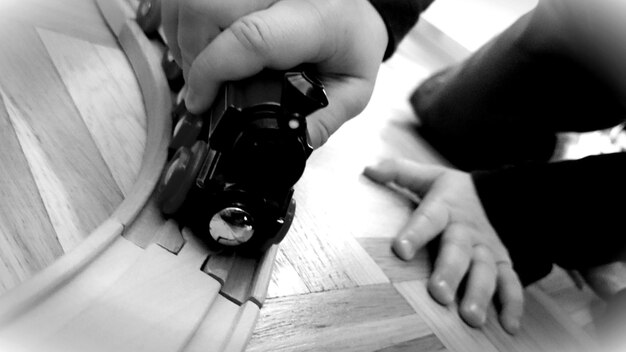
[184, 0, 332, 113]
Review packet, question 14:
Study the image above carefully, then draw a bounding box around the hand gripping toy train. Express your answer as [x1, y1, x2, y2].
[136, 0, 328, 253]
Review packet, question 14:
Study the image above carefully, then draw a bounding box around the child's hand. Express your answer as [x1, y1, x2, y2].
[364, 158, 524, 334]
[161, 0, 388, 148]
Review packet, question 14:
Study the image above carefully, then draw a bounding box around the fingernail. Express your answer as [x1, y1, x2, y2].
[433, 279, 454, 304]
[393, 239, 414, 261]
[505, 317, 520, 334]
[184, 90, 198, 113]
[467, 303, 486, 326]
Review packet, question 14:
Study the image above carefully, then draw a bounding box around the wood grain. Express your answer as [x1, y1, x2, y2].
[394, 280, 501, 352]
[39, 28, 146, 196]
[222, 301, 261, 352]
[395, 280, 596, 352]
[268, 205, 389, 297]
[182, 295, 242, 352]
[0, 219, 124, 326]
[0, 91, 62, 292]
[358, 237, 432, 283]
[248, 284, 437, 352]
[40, 237, 217, 352]
[267, 245, 310, 298]
[0, 0, 170, 334]
[0, 21, 124, 251]
[0, 0, 117, 46]
[0, 233, 142, 345]
[375, 335, 447, 352]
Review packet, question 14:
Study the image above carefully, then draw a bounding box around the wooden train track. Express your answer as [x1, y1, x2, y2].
[0, 0, 276, 351]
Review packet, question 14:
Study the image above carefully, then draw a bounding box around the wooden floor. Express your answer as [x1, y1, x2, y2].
[0, 0, 609, 351]
[0, 0, 145, 292]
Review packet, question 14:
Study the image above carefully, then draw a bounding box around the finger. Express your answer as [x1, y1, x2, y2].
[496, 262, 524, 334]
[177, 0, 278, 79]
[306, 76, 374, 148]
[363, 159, 446, 195]
[185, 0, 334, 113]
[161, 0, 181, 64]
[392, 195, 449, 261]
[427, 225, 472, 305]
[177, 0, 221, 78]
[459, 244, 498, 328]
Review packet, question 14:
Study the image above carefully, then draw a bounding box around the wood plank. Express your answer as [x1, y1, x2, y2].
[40, 237, 218, 352]
[0, 234, 143, 346]
[267, 245, 310, 298]
[248, 284, 433, 352]
[358, 237, 431, 283]
[156, 219, 185, 254]
[122, 197, 168, 248]
[38, 28, 146, 196]
[394, 280, 500, 352]
[0, 0, 117, 46]
[95, 0, 135, 37]
[270, 206, 388, 295]
[182, 295, 242, 352]
[248, 245, 278, 306]
[1, 90, 85, 252]
[375, 335, 447, 352]
[111, 21, 171, 227]
[0, 20, 124, 252]
[221, 256, 261, 306]
[222, 301, 260, 352]
[0, 219, 124, 326]
[0, 90, 62, 293]
[202, 250, 237, 286]
[395, 280, 595, 352]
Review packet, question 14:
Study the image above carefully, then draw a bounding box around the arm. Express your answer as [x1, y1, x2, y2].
[368, 0, 435, 59]
[473, 152, 626, 285]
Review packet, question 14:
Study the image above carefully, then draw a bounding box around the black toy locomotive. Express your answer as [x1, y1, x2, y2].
[136, 0, 327, 253]
[157, 70, 328, 253]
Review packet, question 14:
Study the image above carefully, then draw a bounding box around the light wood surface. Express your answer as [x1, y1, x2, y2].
[0, 1, 278, 351]
[0, 0, 608, 351]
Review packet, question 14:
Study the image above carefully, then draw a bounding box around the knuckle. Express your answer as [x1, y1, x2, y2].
[229, 16, 273, 56]
[472, 244, 497, 272]
[442, 226, 471, 246]
[419, 205, 444, 229]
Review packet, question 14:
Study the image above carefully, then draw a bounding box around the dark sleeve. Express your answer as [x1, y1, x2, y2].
[471, 152, 626, 286]
[368, 0, 435, 60]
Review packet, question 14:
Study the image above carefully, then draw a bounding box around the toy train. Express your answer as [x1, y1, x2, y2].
[136, 0, 328, 253]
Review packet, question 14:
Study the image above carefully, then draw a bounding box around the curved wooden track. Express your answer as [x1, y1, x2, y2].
[0, 0, 277, 351]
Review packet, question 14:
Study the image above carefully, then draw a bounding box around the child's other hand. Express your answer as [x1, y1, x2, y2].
[364, 158, 523, 335]
[161, 0, 388, 148]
